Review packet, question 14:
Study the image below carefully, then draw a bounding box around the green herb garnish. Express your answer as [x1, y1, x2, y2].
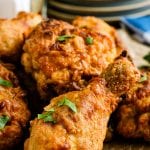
[58, 97, 77, 113]
[0, 115, 10, 130]
[57, 35, 74, 42]
[143, 52, 150, 63]
[38, 108, 56, 123]
[0, 78, 13, 87]
[139, 74, 147, 82]
[85, 37, 93, 45]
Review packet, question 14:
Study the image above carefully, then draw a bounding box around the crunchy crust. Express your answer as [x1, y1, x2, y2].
[0, 11, 42, 59]
[22, 19, 117, 99]
[0, 64, 30, 150]
[102, 55, 140, 96]
[24, 56, 140, 150]
[24, 78, 118, 150]
[73, 16, 124, 56]
[116, 72, 150, 141]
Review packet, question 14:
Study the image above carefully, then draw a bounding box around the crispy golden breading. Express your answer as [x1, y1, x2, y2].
[24, 57, 140, 150]
[0, 64, 30, 150]
[24, 78, 117, 150]
[116, 72, 150, 141]
[102, 54, 140, 95]
[73, 16, 124, 55]
[22, 19, 117, 99]
[0, 11, 42, 59]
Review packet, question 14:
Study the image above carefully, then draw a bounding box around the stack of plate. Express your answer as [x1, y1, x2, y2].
[47, 0, 150, 21]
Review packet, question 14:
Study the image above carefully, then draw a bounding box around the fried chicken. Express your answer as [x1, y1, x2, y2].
[73, 16, 124, 55]
[0, 64, 30, 150]
[116, 71, 150, 141]
[22, 19, 118, 100]
[24, 56, 140, 150]
[0, 11, 42, 61]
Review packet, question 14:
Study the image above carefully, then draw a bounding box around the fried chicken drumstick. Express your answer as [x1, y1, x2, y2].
[22, 19, 119, 100]
[0, 64, 30, 150]
[24, 55, 140, 150]
[0, 11, 42, 60]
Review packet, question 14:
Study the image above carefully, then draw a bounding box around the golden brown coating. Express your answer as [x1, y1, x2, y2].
[0, 64, 30, 150]
[116, 72, 150, 141]
[24, 57, 140, 150]
[102, 55, 140, 95]
[25, 78, 118, 150]
[22, 19, 117, 99]
[73, 16, 124, 55]
[0, 11, 42, 59]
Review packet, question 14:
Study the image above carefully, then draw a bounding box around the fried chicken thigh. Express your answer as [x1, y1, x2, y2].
[0, 11, 42, 60]
[116, 71, 150, 141]
[24, 56, 140, 150]
[73, 16, 124, 55]
[0, 64, 30, 150]
[22, 19, 118, 99]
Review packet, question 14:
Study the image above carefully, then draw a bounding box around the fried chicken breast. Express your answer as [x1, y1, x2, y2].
[24, 56, 140, 150]
[116, 71, 150, 141]
[0, 11, 42, 60]
[73, 16, 124, 55]
[22, 19, 117, 99]
[0, 64, 30, 150]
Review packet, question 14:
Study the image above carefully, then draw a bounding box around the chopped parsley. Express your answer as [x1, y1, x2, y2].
[143, 52, 150, 63]
[38, 108, 56, 123]
[38, 97, 77, 123]
[58, 97, 77, 113]
[0, 78, 13, 87]
[85, 37, 93, 45]
[139, 74, 147, 82]
[0, 115, 10, 130]
[57, 35, 74, 42]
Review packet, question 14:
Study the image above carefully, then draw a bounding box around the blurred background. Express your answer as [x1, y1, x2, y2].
[0, 0, 149, 65]
[0, 0, 149, 21]
[46, 0, 150, 22]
